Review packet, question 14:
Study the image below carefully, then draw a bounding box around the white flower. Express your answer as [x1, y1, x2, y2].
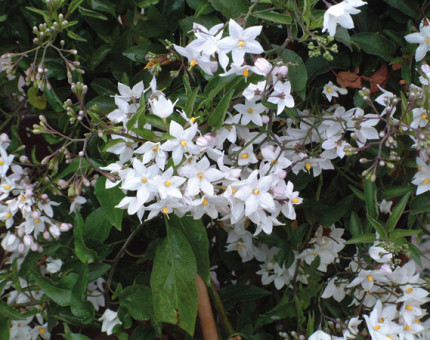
[152, 167, 186, 200]
[267, 80, 294, 115]
[69, 195, 87, 214]
[369, 243, 392, 263]
[233, 99, 267, 126]
[308, 330, 332, 340]
[378, 199, 393, 214]
[150, 95, 177, 119]
[322, 0, 366, 37]
[218, 19, 264, 66]
[410, 107, 429, 129]
[174, 44, 218, 75]
[45, 257, 62, 274]
[99, 309, 122, 336]
[243, 80, 266, 101]
[323, 81, 348, 101]
[405, 20, 430, 62]
[115, 81, 145, 103]
[321, 277, 347, 302]
[412, 157, 430, 195]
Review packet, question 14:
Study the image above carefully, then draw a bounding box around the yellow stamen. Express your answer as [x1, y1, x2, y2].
[326, 87, 332, 93]
[21, 195, 26, 201]
[241, 153, 249, 159]
[426, 38, 430, 45]
[202, 198, 208, 206]
[406, 305, 413, 311]
[164, 181, 172, 187]
[416, 319, 421, 323]
[231, 188, 236, 194]
[374, 325, 381, 331]
[4, 185, 11, 190]
[312, 251, 318, 256]
[190, 59, 197, 67]
[243, 69, 249, 77]
[237, 243, 242, 249]
[422, 114, 428, 120]
[198, 173, 204, 179]
[405, 326, 411, 331]
[162, 207, 169, 214]
[247, 108, 253, 114]
[190, 117, 196, 123]
[305, 162, 311, 170]
[153, 145, 159, 151]
[40, 328, 46, 334]
[424, 178, 430, 184]
[379, 317, 384, 323]
[5, 213, 11, 219]
[292, 198, 299, 204]
[418, 166, 422, 171]
[238, 40, 245, 47]
[407, 287, 413, 293]
[141, 177, 147, 183]
[387, 336, 393, 339]
[367, 275, 373, 282]
[180, 140, 187, 147]
[0, 160, 4, 165]
[35, 218, 40, 223]
[253, 189, 260, 195]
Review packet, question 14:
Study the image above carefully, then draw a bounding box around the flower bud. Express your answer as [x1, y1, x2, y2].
[252, 58, 271, 76]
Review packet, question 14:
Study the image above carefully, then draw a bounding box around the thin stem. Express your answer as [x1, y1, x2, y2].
[207, 280, 234, 336]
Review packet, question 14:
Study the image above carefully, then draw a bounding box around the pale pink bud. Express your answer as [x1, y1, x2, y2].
[262, 115, 270, 124]
[252, 58, 271, 76]
[278, 170, 287, 179]
[196, 136, 209, 147]
[60, 223, 69, 232]
[32, 211, 39, 219]
[210, 62, 218, 73]
[31, 243, 39, 252]
[18, 243, 25, 253]
[272, 187, 285, 196]
[23, 235, 33, 247]
[421, 64, 430, 74]
[275, 65, 288, 77]
[380, 264, 392, 273]
[49, 225, 61, 238]
[43, 231, 51, 240]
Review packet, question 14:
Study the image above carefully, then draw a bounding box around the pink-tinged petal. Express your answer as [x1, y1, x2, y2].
[244, 40, 264, 55]
[200, 178, 214, 196]
[228, 19, 244, 39]
[405, 32, 425, 44]
[243, 25, 262, 40]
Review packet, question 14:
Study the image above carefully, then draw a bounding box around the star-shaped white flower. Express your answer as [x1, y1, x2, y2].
[405, 20, 430, 62]
[267, 80, 294, 115]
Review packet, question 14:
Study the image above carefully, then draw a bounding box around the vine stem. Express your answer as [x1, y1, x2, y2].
[207, 279, 234, 336]
[196, 274, 219, 340]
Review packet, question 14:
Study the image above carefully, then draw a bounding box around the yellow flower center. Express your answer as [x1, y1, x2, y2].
[237, 243, 242, 249]
[326, 87, 332, 93]
[422, 114, 428, 120]
[253, 189, 260, 195]
[198, 173, 204, 179]
[426, 38, 430, 45]
[379, 317, 384, 323]
[40, 328, 46, 334]
[190, 59, 197, 67]
[238, 40, 245, 47]
[162, 207, 169, 214]
[406, 305, 413, 311]
[231, 188, 236, 194]
[418, 166, 423, 171]
[21, 195, 26, 201]
[4, 185, 11, 190]
[35, 218, 40, 223]
[305, 162, 311, 170]
[190, 117, 196, 123]
[374, 325, 381, 331]
[405, 326, 411, 331]
[247, 108, 253, 114]
[241, 153, 249, 159]
[407, 287, 413, 293]
[153, 145, 159, 151]
[312, 251, 318, 256]
[243, 69, 249, 77]
[424, 178, 430, 184]
[165, 180, 172, 187]
[202, 198, 208, 206]
[5, 213, 11, 219]
[292, 198, 299, 204]
[367, 275, 373, 282]
[387, 336, 393, 339]
[141, 177, 147, 183]
[180, 140, 187, 147]
[0, 160, 4, 165]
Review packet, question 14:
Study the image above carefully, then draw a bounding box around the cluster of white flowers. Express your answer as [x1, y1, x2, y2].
[0, 134, 72, 254]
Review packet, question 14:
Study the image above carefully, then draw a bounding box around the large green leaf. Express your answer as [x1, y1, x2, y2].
[150, 225, 197, 336]
[84, 207, 112, 242]
[209, 0, 249, 18]
[385, 0, 419, 18]
[252, 10, 292, 24]
[71, 264, 94, 322]
[364, 179, 378, 219]
[31, 273, 72, 307]
[119, 285, 154, 321]
[351, 33, 396, 61]
[386, 192, 411, 232]
[207, 89, 235, 129]
[94, 177, 124, 230]
[74, 212, 97, 263]
[170, 215, 210, 285]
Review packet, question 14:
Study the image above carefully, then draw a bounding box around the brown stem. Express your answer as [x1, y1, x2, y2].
[196, 274, 219, 340]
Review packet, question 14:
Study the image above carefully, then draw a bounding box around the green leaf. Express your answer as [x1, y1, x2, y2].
[90, 0, 116, 17]
[0, 301, 38, 320]
[54, 157, 89, 181]
[209, 0, 249, 18]
[390, 229, 420, 241]
[119, 285, 154, 321]
[94, 177, 124, 230]
[150, 225, 197, 336]
[84, 208, 112, 242]
[368, 216, 388, 239]
[410, 192, 430, 214]
[74, 212, 97, 263]
[345, 233, 377, 245]
[44, 86, 64, 112]
[252, 11, 292, 24]
[364, 179, 378, 218]
[25, 6, 48, 18]
[320, 195, 354, 227]
[208, 89, 234, 129]
[220, 285, 271, 311]
[130, 325, 156, 340]
[71, 264, 94, 321]
[69, 0, 85, 14]
[281, 49, 307, 98]
[138, 0, 160, 8]
[170, 215, 210, 285]
[27, 87, 47, 110]
[385, 0, 419, 18]
[184, 88, 199, 117]
[386, 192, 411, 232]
[351, 33, 396, 61]
[79, 6, 108, 20]
[382, 186, 414, 200]
[0, 318, 9, 340]
[349, 211, 362, 238]
[31, 273, 72, 306]
[67, 30, 88, 42]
